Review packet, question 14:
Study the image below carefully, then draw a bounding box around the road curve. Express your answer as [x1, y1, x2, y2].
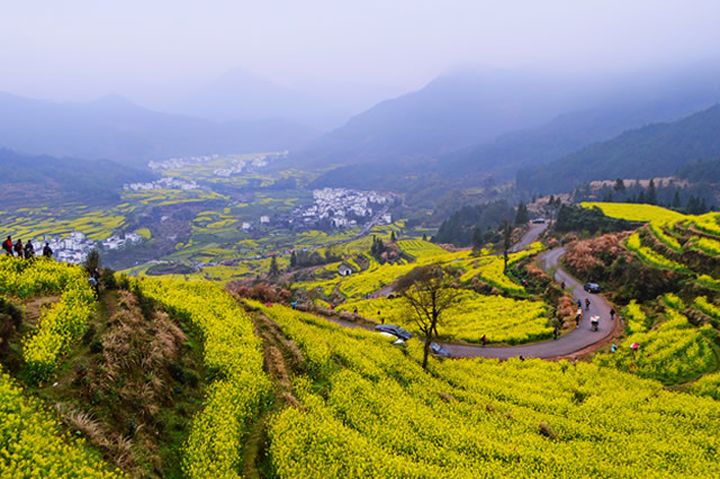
[443, 246, 619, 359]
[320, 221, 619, 360]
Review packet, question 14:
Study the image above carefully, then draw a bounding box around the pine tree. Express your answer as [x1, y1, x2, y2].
[390, 231, 397, 242]
[646, 179, 657, 205]
[471, 227, 483, 253]
[514, 202, 529, 225]
[268, 255, 280, 279]
[422, 233, 428, 241]
[290, 251, 297, 268]
[672, 190, 681, 209]
[637, 190, 646, 204]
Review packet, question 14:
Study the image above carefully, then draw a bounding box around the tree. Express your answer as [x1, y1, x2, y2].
[613, 178, 626, 192]
[646, 179, 657, 205]
[422, 233, 428, 241]
[289, 251, 297, 268]
[471, 227, 484, 253]
[396, 265, 460, 370]
[390, 231, 397, 242]
[502, 221, 512, 272]
[268, 255, 280, 279]
[514, 202, 529, 225]
[83, 249, 101, 276]
[672, 190, 681, 209]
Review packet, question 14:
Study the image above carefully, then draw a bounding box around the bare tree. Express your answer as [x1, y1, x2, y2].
[396, 264, 460, 370]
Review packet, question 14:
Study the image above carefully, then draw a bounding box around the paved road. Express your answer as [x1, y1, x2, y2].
[510, 222, 548, 253]
[443, 247, 617, 359]
[318, 221, 618, 360]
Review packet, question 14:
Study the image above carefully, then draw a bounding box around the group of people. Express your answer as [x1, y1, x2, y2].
[2, 235, 53, 259]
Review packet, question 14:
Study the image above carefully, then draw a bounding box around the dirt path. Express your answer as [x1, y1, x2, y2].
[443, 247, 622, 359]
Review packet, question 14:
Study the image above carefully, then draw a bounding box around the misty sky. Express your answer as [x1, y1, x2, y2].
[2, 0, 720, 112]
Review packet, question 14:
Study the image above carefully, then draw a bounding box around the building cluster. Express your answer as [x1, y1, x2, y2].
[295, 188, 394, 229]
[31, 231, 144, 264]
[123, 177, 199, 192]
[148, 151, 287, 176]
[148, 154, 222, 171]
[214, 155, 272, 177]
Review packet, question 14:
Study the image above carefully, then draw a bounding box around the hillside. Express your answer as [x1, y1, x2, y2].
[0, 92, 317, 167]
[519, 104, 720, 192]
[293, 70, 584, 168]
[0, 148, 154, 207]
[2, 206, 720, 477]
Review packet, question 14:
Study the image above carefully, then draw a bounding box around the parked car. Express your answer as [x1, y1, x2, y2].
[430, 342, 451, 357]
[584, 282, 601, 293]
[375, 324, 413, 341]
[531, 218, 546, 224]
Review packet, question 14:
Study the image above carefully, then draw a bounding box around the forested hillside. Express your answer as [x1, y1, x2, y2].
[519, 104, 720, 192]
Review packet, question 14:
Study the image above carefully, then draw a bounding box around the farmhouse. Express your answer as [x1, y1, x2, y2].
[338, 264, 354, 276]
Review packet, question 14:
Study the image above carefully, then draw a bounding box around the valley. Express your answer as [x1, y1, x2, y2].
[2, 4, 720, 476]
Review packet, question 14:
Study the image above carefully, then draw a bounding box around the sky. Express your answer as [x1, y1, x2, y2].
[1, 0, 720, 114]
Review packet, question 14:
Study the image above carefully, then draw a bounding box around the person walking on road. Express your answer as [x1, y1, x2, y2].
[575, 309, 581, 328]
[2, 236, 13, 256]
[481, 334, 487, 347]
[585, 298, 591, 311]
[553, 325, 559, 340]
[610, 308, 616, 321]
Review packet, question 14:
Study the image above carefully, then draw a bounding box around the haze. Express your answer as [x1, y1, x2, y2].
[2, 0, 720, 120]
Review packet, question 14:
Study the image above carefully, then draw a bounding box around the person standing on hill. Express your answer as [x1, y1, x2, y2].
[42, 242, 53, 258]
[24, 240, 35, 259]
[13, 239, 23, 258]
[2, 236, 13, 256]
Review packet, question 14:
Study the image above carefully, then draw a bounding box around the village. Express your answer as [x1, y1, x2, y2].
[291, 187, 395, 229]
[29, 231, 144, 264]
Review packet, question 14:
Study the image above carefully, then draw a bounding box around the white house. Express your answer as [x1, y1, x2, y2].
[260, 216, 270, 224]
[338, 264, 354, 276]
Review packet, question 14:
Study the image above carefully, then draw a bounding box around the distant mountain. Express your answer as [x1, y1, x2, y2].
[0, 148, 154, 207]
[160, 67, 350, 130]
[0, 92, 317, 168]
[292, 69, 588, 168]
[518, 104, 720, 192]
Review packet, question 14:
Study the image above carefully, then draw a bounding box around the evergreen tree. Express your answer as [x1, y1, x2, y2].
[422, 233, 428, 241]
[637, 190, 646, 204]
[514, 202, 529, 225]
[646, 179, 657, 205]
[502, 221, 512, 273]
[471, 227, 484, 253]
[268, 255, 280, 279]
[290, 251, 297, 268]
[390, 231, 397, 242]
[613, 178, 626, 192]
[672, 190, 681, 209]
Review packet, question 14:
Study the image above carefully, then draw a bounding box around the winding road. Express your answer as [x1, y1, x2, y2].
[443, 246, 619, 359]
[324, 222, 620, 360]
